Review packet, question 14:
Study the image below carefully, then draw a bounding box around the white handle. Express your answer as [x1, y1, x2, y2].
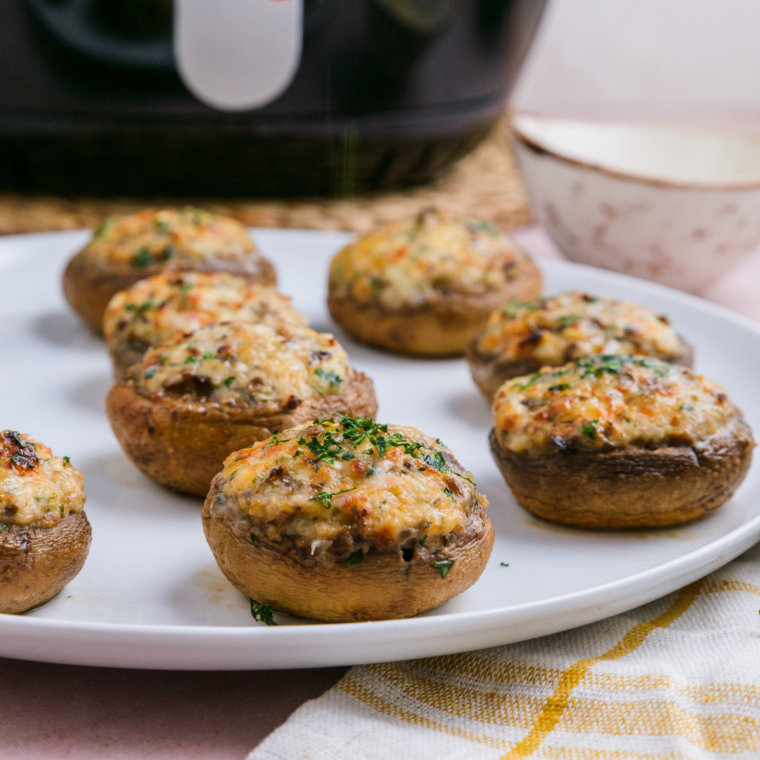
[174, 0, 303, 112]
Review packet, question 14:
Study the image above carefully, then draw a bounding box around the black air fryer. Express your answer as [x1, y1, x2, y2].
[0, 0, 547, 197]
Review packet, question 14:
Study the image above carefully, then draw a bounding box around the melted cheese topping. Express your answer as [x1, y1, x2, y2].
[475, 292, 686, 366]
[215, 419, 485, 557]
[329, 208, 532, 310]
[493, 355, 751, 455]
[104, 271, 305, 356]
[80, 207, 261, 273]
[134, 322, 349, 408]
[0, 432, 85, 529]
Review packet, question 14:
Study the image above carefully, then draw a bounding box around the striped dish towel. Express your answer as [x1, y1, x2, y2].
[250, 543, 760, 759]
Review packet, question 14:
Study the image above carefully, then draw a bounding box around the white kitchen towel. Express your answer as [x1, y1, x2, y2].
[250, 543, 760, 759]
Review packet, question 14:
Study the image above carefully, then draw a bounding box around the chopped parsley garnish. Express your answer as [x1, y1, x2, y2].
[502, 297, 543, 319]
[267, 432, 291, 446]
[250, 532, 256, 545]
[10, 454, 34, 470]
[309, 487, 357, 508]
[163, 244, 177, 260]
[579, 420, 599, 440]
[548, 383, 569, 392]
[62, 456, 70, 466]
[422, 451, 446, 471]
[469, 219, 499, 236]
[500, 562, 509, 567]
[202, 352, 217, 361]
[297, 416, 476, 487]
[681, 403, 695, 411]
[557, 314, 581, 327]
[184, 356, 197, 364]
[223, 376, 235, 388]
[10, 432, 28, 449]
[144, 367, 158, 379]
[314, 368, 343, 386]
[134, 247, 152, 268]
[433, 558, 456, 579]
[443, 487, 454, 499]
[346, 551, 364, 568]
[435, 438, 447, 448]
[369, 276, 384, 290]
[419, 535, 428, 547]
[250, 599, 277, 626]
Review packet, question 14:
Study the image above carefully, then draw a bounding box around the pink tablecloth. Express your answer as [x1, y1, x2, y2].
[2, 227, 759, 760]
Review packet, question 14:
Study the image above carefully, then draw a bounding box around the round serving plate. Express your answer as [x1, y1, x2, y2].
[0, 228, 758, 670]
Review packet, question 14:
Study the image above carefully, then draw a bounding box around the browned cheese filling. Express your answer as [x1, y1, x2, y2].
[104, 271, 305, 357]
[475, 292, 686, 366]
[0, 432, 86, 530]
[80, 207, 261, 274]
[214, 417, 487, 572]
[132, 322, 350, 412]
[493, 355, 751, 455]
[329, 207, 531, 310]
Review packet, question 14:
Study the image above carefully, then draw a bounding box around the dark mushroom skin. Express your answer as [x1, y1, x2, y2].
[327, 208, 542, 357]
[103, 271, 306, 377]
[63, 207, 276, 334]
[106, 322, 378, 497]
[0, 432, 91, 614]
[490, 355, 754, 529]
[468, 292, 694, 399]
[203, 418, 493, 622]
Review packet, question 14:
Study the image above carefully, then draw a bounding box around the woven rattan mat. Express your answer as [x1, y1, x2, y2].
[0, 119, 530, 236]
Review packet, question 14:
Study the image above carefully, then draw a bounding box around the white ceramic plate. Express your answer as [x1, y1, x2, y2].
[0, 229, 759, 671]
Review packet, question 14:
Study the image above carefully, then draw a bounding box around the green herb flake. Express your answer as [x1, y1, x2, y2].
[681, 403, 695, 411]
[433, 558, 456, 579]
[557, 314, 581, 328]
[250, 532, 256, 545]
[268, 432, 291, 446]
[144, 367, 158, 379]
[346, 550, 364, 568]
[314, 368, 343, 387]
[548, 383, 570, 392]
[134, 247, 152, 268]
[184, 356, 197, 364]
[419, 535, 428, 547]
[223, 376, 235, 388]
[579, 420, 599, 440]
[500, 562, 509, 567]
[250, 599, 277, 626]
[62, 456, 71, 466]
[202, 352, 217, 361]
[369, 276, 384, 291]
[309, 486, 358, 509]
[435, 438, 447, 448]
[443, 487, 454, 499]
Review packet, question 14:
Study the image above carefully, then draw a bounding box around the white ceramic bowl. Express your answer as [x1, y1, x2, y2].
[512, 114, 760, 293]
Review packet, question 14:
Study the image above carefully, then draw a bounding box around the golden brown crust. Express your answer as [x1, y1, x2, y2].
[0, 511, 92, 614]
[490, 429, 753, 528]
[202, 479, 494, 622]
[106, 369, 378, 496]
[468, 336, 695, 399]
[328, 268, 542, 357]
[64, 256, 276, 334]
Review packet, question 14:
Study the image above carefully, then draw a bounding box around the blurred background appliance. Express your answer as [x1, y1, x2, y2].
[0, 0, 546, 197]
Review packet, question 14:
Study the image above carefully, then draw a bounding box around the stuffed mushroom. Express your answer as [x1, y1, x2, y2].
[469, 292, 693, 398]
[106, 322, 378, 496]
[490, 355, 754, 529]
[0, 431, 91, 614]
[63, 207, 276, 333]
[328, 207, 542, 356]
[203, 416, 494, 622]
[104, 271, 306, 376]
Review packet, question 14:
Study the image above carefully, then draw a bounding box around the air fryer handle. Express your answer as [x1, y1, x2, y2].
[174, 0, 303, 112]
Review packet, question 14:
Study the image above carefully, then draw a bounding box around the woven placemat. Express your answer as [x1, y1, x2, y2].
[0, 118, 530, 235]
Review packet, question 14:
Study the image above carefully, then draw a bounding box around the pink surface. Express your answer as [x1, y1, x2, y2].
[0, 657, 347, 759]
[2, 227, 759, 760]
